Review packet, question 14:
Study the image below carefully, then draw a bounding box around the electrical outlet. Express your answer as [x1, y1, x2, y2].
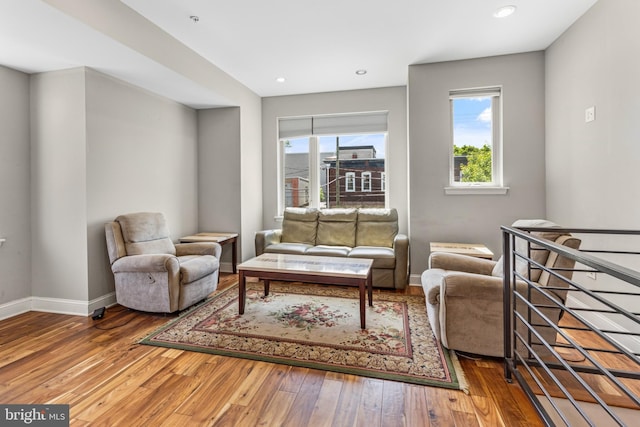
[585, 106, 595, 123]
[586, 271, 597, 280]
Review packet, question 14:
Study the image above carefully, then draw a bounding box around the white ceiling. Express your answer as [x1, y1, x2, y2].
[1, 0, 597, 107]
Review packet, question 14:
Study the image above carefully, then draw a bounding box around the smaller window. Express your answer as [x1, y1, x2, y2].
[345, 172, 356, 192]
[361, 172, 372, 192]
[449, 87, 503, 190]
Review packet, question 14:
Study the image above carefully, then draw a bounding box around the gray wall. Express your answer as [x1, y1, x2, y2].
[30, 67, 200, 307]
[546, 0, 640, 331]
[85, 69, 199, 301]
[198, 107, 242, 267]
[0, 66, 31, 309]
[30, 68, 89, 303]
[408, 52, 547, 279]
[261, 87, 409, 235]
[546, 0, 640, 229]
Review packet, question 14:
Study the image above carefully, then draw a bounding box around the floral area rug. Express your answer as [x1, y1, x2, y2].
[140, 281, 467, 390]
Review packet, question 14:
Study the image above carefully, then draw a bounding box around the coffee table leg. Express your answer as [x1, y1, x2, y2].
[367, 271, 373, 307]
[239, 270, 246, 314]
[359, 279, 366, 329]
[264, 279, 270, 297]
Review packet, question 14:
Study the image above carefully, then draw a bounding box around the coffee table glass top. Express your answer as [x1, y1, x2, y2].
[238, 253, 373, 278]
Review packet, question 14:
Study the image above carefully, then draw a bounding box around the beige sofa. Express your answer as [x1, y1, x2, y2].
[255, 207, 409, 289]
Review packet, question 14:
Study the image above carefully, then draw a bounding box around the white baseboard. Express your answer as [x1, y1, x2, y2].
[0, 297, 32, 321]
[0, 292, 117, 320]
[566, 293, 640, 353]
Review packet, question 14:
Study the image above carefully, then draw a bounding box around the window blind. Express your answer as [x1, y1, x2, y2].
[449, 87, 501, 99]
[278, 111, 388, 139]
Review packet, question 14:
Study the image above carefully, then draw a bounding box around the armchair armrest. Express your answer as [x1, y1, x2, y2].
[429, 252, 497, 276]
[255, 229, 282, 256]
[175, 242, 222, 259]
[111, 254, 179, 274]
[393, 233, 410, 288]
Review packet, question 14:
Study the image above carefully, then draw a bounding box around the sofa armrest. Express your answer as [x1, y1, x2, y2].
[393, 233, 410, 289]
[429, 252, 497, 276]
[111, 254, 179, 274]
[255, 229, 282, 256]
[175, 242, 222, 259]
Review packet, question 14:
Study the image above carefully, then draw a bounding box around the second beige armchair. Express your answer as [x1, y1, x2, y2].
[105, 212, 222, 313]
[421, 220, 581, 357]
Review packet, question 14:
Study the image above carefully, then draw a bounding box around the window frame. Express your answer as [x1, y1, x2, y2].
[361, 172, 372, 192]
[345, 172, 356, 192]
[446, 87, 508, 195]
[277, 112, 390, 215]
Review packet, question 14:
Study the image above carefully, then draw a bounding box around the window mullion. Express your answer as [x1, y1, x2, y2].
[309, 136, 320, 208]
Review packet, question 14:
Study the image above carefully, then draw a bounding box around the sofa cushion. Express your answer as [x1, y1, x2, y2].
[349, 246, 396, 269]
[356, 208, 398, 248]
[316, 208, 358, 247]
[281, 208, 319, 245]
[492, 219, 566, 281]
[264, 242, 313, 255]
[305, 245, 351, 257]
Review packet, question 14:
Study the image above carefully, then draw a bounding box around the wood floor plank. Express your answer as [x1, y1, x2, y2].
[404, 384, 431, 427]
[331, 373, 365, 427]
[423, 386, 457, 426]
[355, 378, 384, 426]
[255, 390, 297, 426]
[381, 380, 406, 426]
[307, 378, 343, 427]
[281, 370, 326, 426]
[213, 363, 291, 426]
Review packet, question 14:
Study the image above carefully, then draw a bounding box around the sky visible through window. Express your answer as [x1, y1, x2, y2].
[452, 97, 492, 148]
[286, 134, 386, 157]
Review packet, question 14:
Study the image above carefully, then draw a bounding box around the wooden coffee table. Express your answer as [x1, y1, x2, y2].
[237, 253, 374, 329]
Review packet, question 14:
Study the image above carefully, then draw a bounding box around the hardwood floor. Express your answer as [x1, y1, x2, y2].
[0, 274, 542, 426]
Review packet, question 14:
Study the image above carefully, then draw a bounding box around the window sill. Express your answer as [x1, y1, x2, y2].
[444, 186, 509, 195]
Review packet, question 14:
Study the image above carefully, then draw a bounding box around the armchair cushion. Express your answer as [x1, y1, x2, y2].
[491, 219, 565, 281]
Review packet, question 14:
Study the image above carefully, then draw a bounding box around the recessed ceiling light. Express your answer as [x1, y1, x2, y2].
[493, 5, 516, 18]
[276, 77, 286, 83]
[355, 69, 367, 76]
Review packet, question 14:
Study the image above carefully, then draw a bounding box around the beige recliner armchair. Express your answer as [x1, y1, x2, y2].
[421, 220, 581, 357]
[105, 212, 221, 313]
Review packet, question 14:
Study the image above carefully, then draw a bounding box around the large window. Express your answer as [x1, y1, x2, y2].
[449, 87, 503, 190]
[278, 112, 388, 214]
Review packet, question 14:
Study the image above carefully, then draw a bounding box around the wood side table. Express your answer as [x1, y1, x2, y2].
[180, 232, 239, 273]
[429, 242, 494, 259]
